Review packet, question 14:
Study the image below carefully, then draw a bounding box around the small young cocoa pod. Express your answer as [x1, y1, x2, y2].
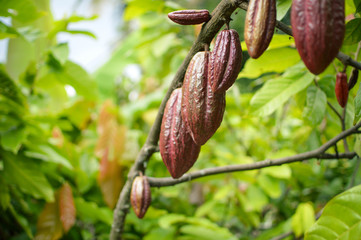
[130, 175, 151, 219]
[168, 10, 210, 25]
[244, 0, 276, 59]
[335, 72, 349, 108]
[182, 51, 226, 145]
[159, 88, 201, 178]
[208, 29, 242, 93]
[348, 68, 359, 90]
[291, 0, 345, 75]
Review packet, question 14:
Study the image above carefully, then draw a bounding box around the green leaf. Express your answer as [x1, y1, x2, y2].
[355, 82, 361, 123]
[0, 125, 27, 153]
[9, 204, 34, 239]
[0, 176, 10, 210]
[123, 0, 165, 21]
[262, 165, 292, 179]
[245, 185, 268, 212]
[303, 85, 327, 125]
[305, 185, 361, 240]
[241, 34, 295, 52]
[159, 214, 187, 228]
[251, 69, 314, 116]
[276, 0, 292, 20]
[64, 30, 96, 39]
[51, 43, 69, 65]
[354, 0, 361, 13]
[2, 151, 54, 201]
[0, 0, 43, 23]
[57, 61, 98, 100]
[257, 174, 282, 198]
[144, 227, 176, 240]
[0, 21, 18, 39]
[318, 75, 336, 98]
[239, 48, 300, 79]
[0, 67, 25, 105]
[180, 225, 237, 240]
[24, 144, 73, 169]
[292, 202, 315, 237]
[344, 18, 361, 45]
[74, 198, 113, 225]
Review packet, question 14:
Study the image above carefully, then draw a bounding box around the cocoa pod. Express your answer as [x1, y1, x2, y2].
[159, 88, 201, 178]
[182, 51, 226, 145]
[335, 72, 349, 108]
[244, 0, 276, 59]
[291, 0, 345, 75]
[348, 68, 359, 90]
[208, 30, 242, 93]
[168, 10, 210, 25]
[130, 175, 151, 219]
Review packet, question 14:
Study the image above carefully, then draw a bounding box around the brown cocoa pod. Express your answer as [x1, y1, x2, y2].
[182, 51, 226, 145]
[208, 30, 242, 93]
[348, 68, 359, 90]
[335, 72, 349, 108]
[244, 0, 276, 59]
[168, 10, 210, 25]
[159, 88, 201, 178]
[130, 175, 151, 219]
[291, 0, 345, 75]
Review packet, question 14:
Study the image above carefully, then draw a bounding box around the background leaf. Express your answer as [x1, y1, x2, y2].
[303, 85, 327, 125]
[344, 18, 361, 45]
[2, 151, 54, 201]
[292, 202, 315, 237]
[239, 48, 300, 79]
[251, 70, 313, 116]
[305, 185, 361, 240]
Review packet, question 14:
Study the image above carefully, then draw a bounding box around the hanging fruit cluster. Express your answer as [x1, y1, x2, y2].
[131, 0, 351, 218]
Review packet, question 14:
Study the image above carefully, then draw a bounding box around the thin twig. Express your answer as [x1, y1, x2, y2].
[341, 101, 349, 152]
[327, 101, 342, 120]
[147, 122, 361, 187]
[348, 157, 361, 189]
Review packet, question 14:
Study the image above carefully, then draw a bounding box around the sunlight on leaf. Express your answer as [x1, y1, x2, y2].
[305, 185, 361, 240]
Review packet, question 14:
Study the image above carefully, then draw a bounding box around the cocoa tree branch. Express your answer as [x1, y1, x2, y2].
[238, 3, 361, 71]
[110, 0, 243, 239]
[147, 121, 361, 187]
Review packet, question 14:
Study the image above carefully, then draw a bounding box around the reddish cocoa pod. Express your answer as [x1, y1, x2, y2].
[208, 30, 242, 93]
[291, 0, 345, 75]
[182, 51, 226, 145]
[159, 88, 201, 178]
[335, 72, 349, 108]
[168, 10, 210, 25]
[130, 175, 151, 219]
[244, 0, 276, 59]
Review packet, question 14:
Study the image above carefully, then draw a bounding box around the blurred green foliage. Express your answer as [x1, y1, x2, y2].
[0, 0, 361, 239]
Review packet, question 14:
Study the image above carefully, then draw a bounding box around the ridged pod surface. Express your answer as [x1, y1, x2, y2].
[130, 175, 151, 219]
[168, 10, 211, 25]
[159, 88, 201, 178]
[244, 0, 276, 59]
[208, 30, 242, 93]
[291, 0, 345, 75]
[335, 72, 348, 108]
[182, 51, 226, 145]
